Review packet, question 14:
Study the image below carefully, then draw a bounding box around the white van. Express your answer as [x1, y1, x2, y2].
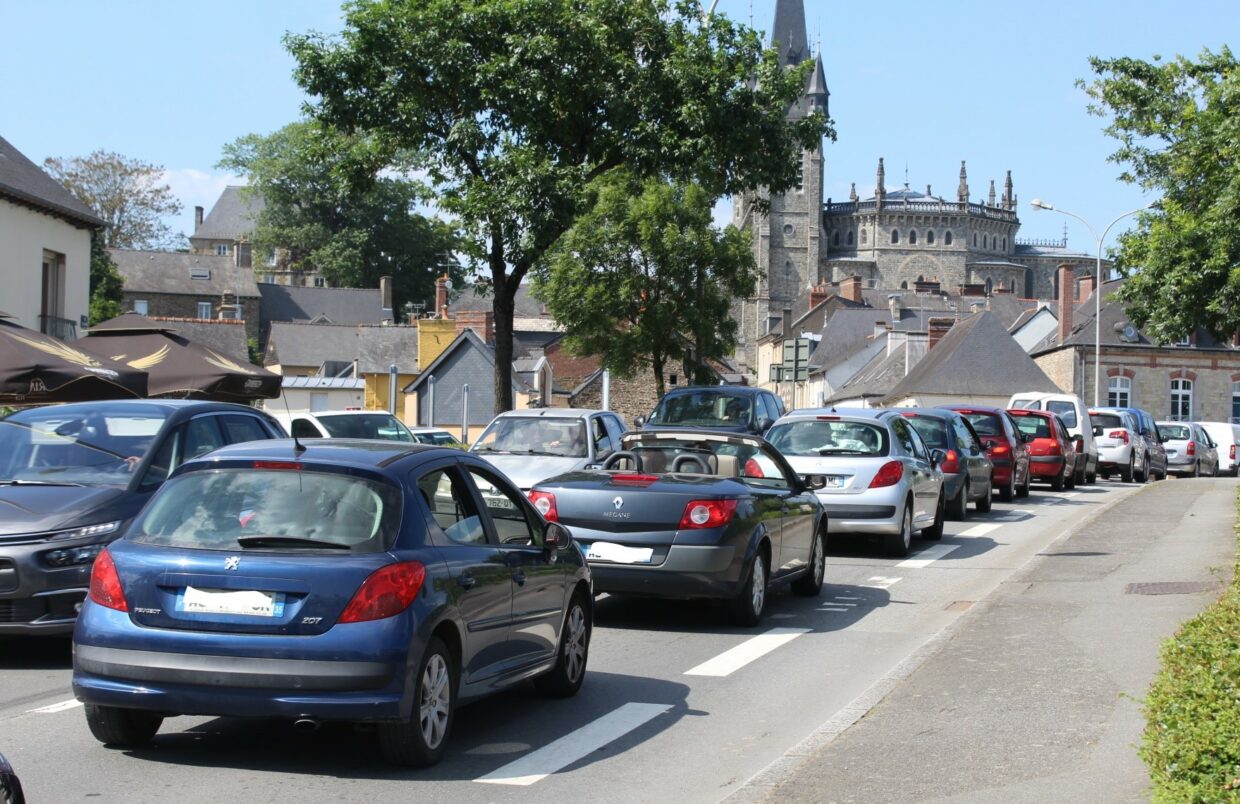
[1007, 392, 1098, 484]
[1198, 421, 1240, 476]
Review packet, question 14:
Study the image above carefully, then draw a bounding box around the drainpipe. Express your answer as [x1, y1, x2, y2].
[461, 384, 469, 445]
[388, 364, 397, 414]
[602, 369, 611, 411]
[427, 374, 435, 427]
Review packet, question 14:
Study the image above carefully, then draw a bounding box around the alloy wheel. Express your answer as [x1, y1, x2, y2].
[750, 554, 766, 616]
[563, 604, 588, 684]
[419, 654, 451, 750]
[811, 535, 825, 587]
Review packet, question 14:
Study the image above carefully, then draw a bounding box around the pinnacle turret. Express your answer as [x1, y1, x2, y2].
[957, 161, 969, 204]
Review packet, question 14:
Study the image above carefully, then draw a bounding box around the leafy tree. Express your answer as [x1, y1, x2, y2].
[42, 151, 183, 249]
[287, 0, 830, 413]
[535, 172, 756, 397]
[1081, 48, 1240, 342]
[220, 121, 463, 318]
[88, 232, 124, 325]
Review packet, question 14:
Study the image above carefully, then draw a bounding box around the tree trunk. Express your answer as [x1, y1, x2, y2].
[652, 354, 666, 399]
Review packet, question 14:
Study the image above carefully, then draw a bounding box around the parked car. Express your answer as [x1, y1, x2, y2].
[942, 405, 1031, 501]
[280, 410, 416, 442]
[1198, 421, 1240, 476]
[894, 409, 993, 519]
[73, 439, 591, 767]
[530, 428, 824, 625]
[1091, 406, 1165, 481]
[639, 385, 785, 437]
[407, 427, 465, 448]
[1089, 408, 1145, 483]
[0, 400, 283, 634]
[470, 408, 627, 490]
[0, 751, 24, 804]
[1008, 392, 1098, 484]
[1006, 408, 1077, 491]
[765, 408, 945, 556]
[1157, 421, 1220, 477]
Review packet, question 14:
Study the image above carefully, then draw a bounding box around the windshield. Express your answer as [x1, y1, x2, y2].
[0, 404, 168, 486]
[130, 468, 401, 552]
[766, 420, 888, 457]
[472, 417, 587, 458]
[1159, 424, 1192, 441]
[316, 414, 413, 442]
[961, 413, 1000, 436]
[1047, 401, 1078, 428]
[647, 391, 754, 428]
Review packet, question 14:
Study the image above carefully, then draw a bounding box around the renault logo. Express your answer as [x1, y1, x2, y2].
[224, 556, 240, 571]
[613, 496, 624, 510]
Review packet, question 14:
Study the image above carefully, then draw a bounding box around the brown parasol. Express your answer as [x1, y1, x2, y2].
[0, 310, 148, 404]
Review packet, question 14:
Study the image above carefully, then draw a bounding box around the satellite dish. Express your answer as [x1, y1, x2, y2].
[1120, 324, 1139, 343]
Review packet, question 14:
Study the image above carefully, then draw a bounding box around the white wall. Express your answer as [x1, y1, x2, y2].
[0, 199, 91, 333]
[260, 386, 364, 415]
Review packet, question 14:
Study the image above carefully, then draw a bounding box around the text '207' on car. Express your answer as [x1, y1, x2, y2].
[529, 429, 826, 626]
[72, 439, 591, 767]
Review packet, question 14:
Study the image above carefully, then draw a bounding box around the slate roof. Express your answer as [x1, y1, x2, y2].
[807, 309, 889, 373]
[402, 328, 534, 393]
[881, 311, 1059, 404]
[514, 330, 562, 356]
[265, 322, 419, 374]
[825, 341, 907, 403]
[0, 135, 104, 228]
[142, 317, 252, 365]
[449, 283, 550, 319]
[258, 284, 387, 331]
[192, 186, 263, 241]
[1013, 243, 1095, 260]
[111, 248, 262, 298]
[858, 288, 1037, 330]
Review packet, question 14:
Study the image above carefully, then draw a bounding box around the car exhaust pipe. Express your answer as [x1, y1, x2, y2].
[293, 717, 321, 732]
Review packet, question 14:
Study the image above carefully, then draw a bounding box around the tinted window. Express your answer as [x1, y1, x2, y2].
[467, 467, 540, 546]
[131, 468, 400, 552]
[316, 414, 413, 442]
[220, 414, 272, 444]
[953, 418, 978, 451]
[904, 415, 950, 449]
[1046, 401, 1077, 428]
[890, 417, 917, 455]
[184, 417, 224, 460]
[590, 416, 612, 456]
[417, 467, 486, 545]
[767, 420, 888, 457]
[1091, 413, 1124, 430]
[291, 419, 321, 439]
[961, 412, 1001, 436]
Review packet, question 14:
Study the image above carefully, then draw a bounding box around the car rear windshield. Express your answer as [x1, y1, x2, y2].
[903, 415, 950, 449]
[1091, 413, 1124, 430]
[317, 414, 413, 442]
[1159, 424, 1192, 441]
[647, 390, 754, 428]
[1013, 415, 1051, 439]
[960, 412, 1001, 436]
[766, 420, 889, 457]
[1046, 401, 1077, 428]
[472, 417, 587, 458]
[129, 468, 401, 552]
[0, 404, 168, 486]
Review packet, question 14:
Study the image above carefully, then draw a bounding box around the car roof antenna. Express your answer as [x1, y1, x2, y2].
[280, 390, 306, 454]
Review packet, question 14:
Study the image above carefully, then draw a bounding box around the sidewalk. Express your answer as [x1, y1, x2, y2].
[743, 479, 1237, 804]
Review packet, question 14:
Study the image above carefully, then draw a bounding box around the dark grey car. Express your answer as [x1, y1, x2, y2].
[895, 409, 993, 520]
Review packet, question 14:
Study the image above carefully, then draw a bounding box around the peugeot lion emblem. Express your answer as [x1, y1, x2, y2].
[613, 496, 624, 510]
[224, 556, 240, 571]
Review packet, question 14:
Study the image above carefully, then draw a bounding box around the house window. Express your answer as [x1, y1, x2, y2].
[1232, 381, 1240, 423]
[197, 302, 212, 319]
[1176, 334, 1191, 347]
[926, 230, 935, 244]
[1108, 376, 1131, 407]
[1170, 378, 1193, 421]
[215, 244, 229, 257]
[847, 230, 854, 245]
[909, 230, 917, 245]
[891, 230, 899, 244]
[973, 233, 978, 247]
[944, 231, 953, 245]
[833, 231, 840, 246]
[313, 276, 326, 288]
[133, 299, 149, 316]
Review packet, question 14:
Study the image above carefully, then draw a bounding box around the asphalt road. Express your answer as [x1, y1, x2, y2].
[0, 479, 1153, 803]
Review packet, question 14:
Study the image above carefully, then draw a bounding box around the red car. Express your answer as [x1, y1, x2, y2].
[943, 405, 1031, 501]
[1006, 408, 1077, 491]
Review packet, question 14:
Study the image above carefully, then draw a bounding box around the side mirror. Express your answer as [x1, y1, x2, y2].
[756, 416, 774, 433]
[633, 416, 646, 428]
[544, 521, 573, 552]
[803, 474, 828, 490]
[930, 448, 947, 468]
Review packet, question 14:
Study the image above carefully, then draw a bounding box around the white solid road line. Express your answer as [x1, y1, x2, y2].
[475, 702, 671, 786]
[959, 522, 1000, 538]
[27, 699, 82, 714]
[684, 627, 811, 677]
[895, 544, 960, 568]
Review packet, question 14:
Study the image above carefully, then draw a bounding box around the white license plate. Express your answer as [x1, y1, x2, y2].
[824, 475, 846, 489]
[179, 586, 284, 617]
[585, 541, 654, 564]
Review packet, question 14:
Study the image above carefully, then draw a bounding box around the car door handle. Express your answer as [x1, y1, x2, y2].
[512, 570, 527, 586]
[457, 574, 476, 590]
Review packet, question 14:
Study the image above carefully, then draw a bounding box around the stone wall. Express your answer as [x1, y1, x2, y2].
[1033, 347, 1079, 394]
[119, 290, 259, 345]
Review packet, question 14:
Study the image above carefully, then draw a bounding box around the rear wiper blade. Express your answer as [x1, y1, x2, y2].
[236, 536, 352, 550]
[0, 478, 85, 487]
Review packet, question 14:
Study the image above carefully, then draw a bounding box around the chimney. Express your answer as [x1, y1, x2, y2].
[1057, 263, 1075, 345]
[435, 274, 450, 318]
[782, 306, 793, 338]
[194, 206, 204, 231]
[887, 329, 908, 357]
[456, 311, 494, 345]
[928, 316, 954, 350]
[1079, 274, 1095, 303]
[380, 275, 393, 314]
[840, 275, 863, 304]
[809, 282, 833, 309]
[874, 319, 889, 337]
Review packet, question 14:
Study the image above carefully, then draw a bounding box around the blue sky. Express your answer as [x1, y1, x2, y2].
[2, 0, 1235, 252]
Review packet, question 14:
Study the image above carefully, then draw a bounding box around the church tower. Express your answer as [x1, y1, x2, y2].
[733, 0, 828, 372]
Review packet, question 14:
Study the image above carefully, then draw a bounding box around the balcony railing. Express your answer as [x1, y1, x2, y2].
[39, 314, 78, 341]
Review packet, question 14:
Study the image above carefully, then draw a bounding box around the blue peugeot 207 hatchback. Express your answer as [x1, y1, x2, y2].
[72, 439, 592, 767]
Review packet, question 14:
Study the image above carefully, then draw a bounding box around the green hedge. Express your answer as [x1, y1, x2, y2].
[1141, 487, 1240, 802]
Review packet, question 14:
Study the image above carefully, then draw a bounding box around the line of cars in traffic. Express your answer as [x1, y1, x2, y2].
[1, 384, 1236, 778]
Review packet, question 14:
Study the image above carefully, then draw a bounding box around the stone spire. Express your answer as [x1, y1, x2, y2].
[771, 0, 810, 68]
[1003, 170, 1014, 209]
[988, 180, 996, 207]
[957, 160, 969, 204]
[805, 52, 830, 114]
[876, 157, 886, 204]
[849, 182, 858, 202]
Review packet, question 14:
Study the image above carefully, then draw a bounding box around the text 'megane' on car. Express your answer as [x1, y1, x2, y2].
[529, 428, 825, 626]
[0, 400, 283, 634]
[72, 439, 591, 767]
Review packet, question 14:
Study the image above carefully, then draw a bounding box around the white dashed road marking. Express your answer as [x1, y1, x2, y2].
[28, 699, 81, 714]
[475, 702, 671, 786]
[895, 544, 959, 568]
[959, 522, 1000, 537]
[864, 576, 902, 589]
[684, 628, 811, 677]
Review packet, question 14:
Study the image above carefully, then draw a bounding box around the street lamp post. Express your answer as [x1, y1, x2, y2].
[1029, 199, 1154, 407]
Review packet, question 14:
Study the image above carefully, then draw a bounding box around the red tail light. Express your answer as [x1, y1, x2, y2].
[88, 548, 128, 612]
[991, 443, 1011, 456]
[252, 461, 303, 470]
[1108, 430, 1129, 444]
[528, 490, 558, 521]
[743, 458, 765, 478]
[611, 474, 659, 486]
[869, 460, 904, 488]
[340, 561, 426, 623]
[940, 449, 960, 473]
[1187, 441, 1197, 456]
[678, 499, 738, 530]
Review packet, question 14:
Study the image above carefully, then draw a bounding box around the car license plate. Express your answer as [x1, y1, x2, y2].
[178, 586, 285, 617]
[824, 475, 846, 489]
[584, 541, 654, 564]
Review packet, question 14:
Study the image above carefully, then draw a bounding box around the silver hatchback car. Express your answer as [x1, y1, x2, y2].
[766, 408, 945, 556]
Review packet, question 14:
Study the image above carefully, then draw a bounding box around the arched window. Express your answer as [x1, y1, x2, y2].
[983, 235, 989, 249]
[909, 230, 918, 244]
[1003, 237, 1007, 250]
[900, 281, 908, 289]
[944, 231, 953, 245]
[1109, 376, 1132, 408]
[847, 230, 854, 245]
[926, 230, 935, 244]
[973, 233, 978, 247]
[861, 228, 868, 244]
[833, 231, 840, 246]
[1171, 378, 1193, 421]
[891, 230, 900, 244]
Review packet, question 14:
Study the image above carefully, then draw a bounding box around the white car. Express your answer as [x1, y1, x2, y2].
[407, 427, 464, 447]
[1088, 408, 1144, 482]
[1198, 421, 1240, 476]
[279, 410, 417, 442]
[1008, 392, 1098, 484]
[470, 408, 627, 490]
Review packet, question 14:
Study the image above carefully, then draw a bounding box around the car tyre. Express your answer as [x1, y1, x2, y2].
[378, 637, 455, 767]
[84, 704, 163, 748]
[535, 593, 591, 698]
[999, 473, 1015, 502]
[921, 494, 945, 541]
[1122, 457, 1135, 483]
[947, 481, 968, 521]
[1086, 469, 1097, 484]
[1065, 466, 1077, 490]
[792, 528, 826, 597]
[729, 549, 768, 627]
[1050, 470, 1065, 491]
[1017, 467, 1031, 498]
[1192, 461, 1201, 478]
[886, 503, 915, 555]
[976, 480, 993, 513]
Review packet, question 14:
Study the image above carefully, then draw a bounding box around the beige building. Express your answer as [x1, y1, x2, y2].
[0, 135, 103, 339]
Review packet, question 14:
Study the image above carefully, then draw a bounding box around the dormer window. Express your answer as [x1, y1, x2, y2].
[190, 267, 211, 280]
